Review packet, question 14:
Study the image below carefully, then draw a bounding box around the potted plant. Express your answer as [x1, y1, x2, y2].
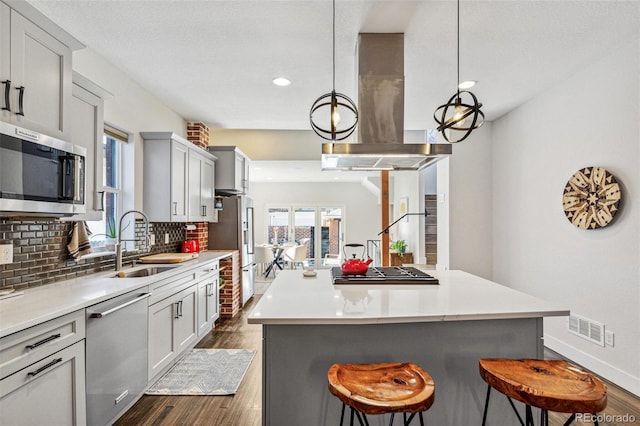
[104, 218, 118, 251]
[389, 240, 407, 258]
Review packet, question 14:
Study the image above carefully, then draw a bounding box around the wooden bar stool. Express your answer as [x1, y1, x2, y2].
[328, 362, 435, 426]
[479, 358, 607, 426]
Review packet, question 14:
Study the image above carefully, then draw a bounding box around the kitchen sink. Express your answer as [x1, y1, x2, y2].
[112, 266, 178, 278]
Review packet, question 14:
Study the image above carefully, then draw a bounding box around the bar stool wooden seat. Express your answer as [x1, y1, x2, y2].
[479, 358, 607, 426]
[328, 362, 435, 426]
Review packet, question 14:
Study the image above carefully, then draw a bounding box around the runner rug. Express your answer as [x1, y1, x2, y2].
[146, 348, 255, 395]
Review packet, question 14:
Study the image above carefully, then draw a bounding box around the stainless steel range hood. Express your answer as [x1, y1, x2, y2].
[321, 33, 452, 171]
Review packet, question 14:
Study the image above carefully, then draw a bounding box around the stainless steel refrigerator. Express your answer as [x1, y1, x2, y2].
[208, 196, 255, 305]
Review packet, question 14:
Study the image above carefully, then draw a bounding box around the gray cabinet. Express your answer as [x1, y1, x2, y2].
[142, 132, 189, 222]
[197, 261, 220, 337]
[148, 283, 198, 380]
[0, 310, 86, 426]
[142, 131, 217, 223]
[0, 1, 83, 140]
[188, 150, 216, 222]
[208, 146, 250, 195]
[66, 73, 111, 220]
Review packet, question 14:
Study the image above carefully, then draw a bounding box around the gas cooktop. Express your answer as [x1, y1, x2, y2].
[331, 267, 439, 285]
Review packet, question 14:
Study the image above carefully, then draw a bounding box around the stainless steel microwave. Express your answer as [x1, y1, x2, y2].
[0, 122, 86, 216]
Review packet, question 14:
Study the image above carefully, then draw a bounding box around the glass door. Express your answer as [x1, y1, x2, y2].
[266, 205, 344, 268]
[267, 207, 290, 245]
[320, 207, 343, 267]
[293, 207, 315, 265]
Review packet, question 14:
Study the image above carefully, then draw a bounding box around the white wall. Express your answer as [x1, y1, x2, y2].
[492, 38, 640, 395]
[72, 48, 187, 210]
[441, 124, 494, 279]
[247, 181, 380, 252]
[389, 171, 424, 263]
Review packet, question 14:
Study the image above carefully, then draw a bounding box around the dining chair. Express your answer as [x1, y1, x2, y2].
[255, 245, 276, 277]
[284, 244, 307, 269]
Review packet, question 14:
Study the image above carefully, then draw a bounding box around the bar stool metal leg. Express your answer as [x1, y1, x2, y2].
[525, 405, 534, 426]
[507, 397, 525, 426]
[482, 384, 492, 426]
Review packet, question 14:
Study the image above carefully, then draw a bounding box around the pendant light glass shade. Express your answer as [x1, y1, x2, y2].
[434, 0, 484, 143]
[309, 0, 358, 141]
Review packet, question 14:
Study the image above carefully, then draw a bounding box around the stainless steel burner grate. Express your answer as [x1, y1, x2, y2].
[331, 267, 439, 285]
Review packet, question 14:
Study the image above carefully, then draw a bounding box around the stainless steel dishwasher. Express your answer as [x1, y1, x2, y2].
[86, 289, 150, 426]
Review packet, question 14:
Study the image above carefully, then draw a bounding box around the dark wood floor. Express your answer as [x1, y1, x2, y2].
[114, 296, 263, 426]
[117, 294, 640, 426]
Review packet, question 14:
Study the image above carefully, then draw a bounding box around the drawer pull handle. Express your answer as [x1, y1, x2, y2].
[98, 191, 105, 211]
[2, 80, 10, 111]
[89, 293, 150, 318]
[26, 333, 61, 350]
[15, 86, 25, 116]
[27, 357, 63, 377]
[207, 283, 216, 297]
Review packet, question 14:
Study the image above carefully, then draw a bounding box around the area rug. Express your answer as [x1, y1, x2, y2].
[146, 348, 255, 395]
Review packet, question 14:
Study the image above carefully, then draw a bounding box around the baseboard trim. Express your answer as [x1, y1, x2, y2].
[544, 334, 640, 397]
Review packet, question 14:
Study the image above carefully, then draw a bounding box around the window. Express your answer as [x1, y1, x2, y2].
[86, 126, 125, 249]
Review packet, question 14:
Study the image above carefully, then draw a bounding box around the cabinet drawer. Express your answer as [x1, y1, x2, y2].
[149, 271, 196, 306]
[0, 310, 85, 379]
[195, 260, 219, 281]
[0, 340, 86, 425]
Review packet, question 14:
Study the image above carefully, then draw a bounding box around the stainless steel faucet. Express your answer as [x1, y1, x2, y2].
[115, 209, 151, 271]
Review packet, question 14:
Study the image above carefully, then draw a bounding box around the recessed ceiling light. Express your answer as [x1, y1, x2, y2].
[458, 80, 477, 89]
[272, 77, 291, 87]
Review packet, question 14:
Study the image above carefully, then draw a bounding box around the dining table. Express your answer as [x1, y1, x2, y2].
[263, 244, 287, 277]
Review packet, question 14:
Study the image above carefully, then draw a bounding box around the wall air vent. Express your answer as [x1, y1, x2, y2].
[568, 314, 604, 346]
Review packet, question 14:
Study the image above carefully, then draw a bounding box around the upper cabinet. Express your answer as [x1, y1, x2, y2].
[66, 73, 112, 221]
[0, 1, 84, 140]
[142, 132, 217, 223]
[207, 146, 250, 195]
[188, 150, 216, 222]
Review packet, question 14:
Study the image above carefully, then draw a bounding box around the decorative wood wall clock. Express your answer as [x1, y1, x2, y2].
[562, 167, 621, 229]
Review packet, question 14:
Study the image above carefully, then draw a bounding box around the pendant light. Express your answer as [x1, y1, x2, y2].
[309, 0, 358, 141]
[434, 0, 484, 143]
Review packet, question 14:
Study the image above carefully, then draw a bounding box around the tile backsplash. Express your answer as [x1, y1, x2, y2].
[0, 218, 187, 291]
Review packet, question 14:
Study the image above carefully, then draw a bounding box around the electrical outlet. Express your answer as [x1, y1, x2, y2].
[164, 233, 169, 244]
[605, 330, 615, 347]
[0, 244, 13, 264]
[150, 234, 155, 246]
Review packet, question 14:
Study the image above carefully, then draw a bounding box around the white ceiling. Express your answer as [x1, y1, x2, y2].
[26, 0, 640, 133]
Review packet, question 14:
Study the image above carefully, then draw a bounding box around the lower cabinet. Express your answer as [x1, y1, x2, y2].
[0, 340, 86, 426]
[197, 273, 220, 337]
[0, 309, 86, 426]
[148, 284, 198, 381]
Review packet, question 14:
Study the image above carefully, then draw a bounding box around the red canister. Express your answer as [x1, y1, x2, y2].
[181, 240, 199, 253]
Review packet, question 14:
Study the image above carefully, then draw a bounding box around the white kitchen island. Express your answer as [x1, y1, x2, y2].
[248, 269, 569, 426]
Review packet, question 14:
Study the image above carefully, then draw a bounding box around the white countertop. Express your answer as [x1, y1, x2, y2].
[0, 251, 233, 338]
[247, 269, 569, 325]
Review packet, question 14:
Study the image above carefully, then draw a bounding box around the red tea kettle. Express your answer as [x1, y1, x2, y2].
[341, 243, 373, 275]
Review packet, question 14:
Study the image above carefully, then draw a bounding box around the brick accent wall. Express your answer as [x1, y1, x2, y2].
[0, 218, 185, 291]
[186, 121, 210, 148]
[185, 222, 208, 252]
[218, 250, 241, 318]
[185, 122, 210, 249]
